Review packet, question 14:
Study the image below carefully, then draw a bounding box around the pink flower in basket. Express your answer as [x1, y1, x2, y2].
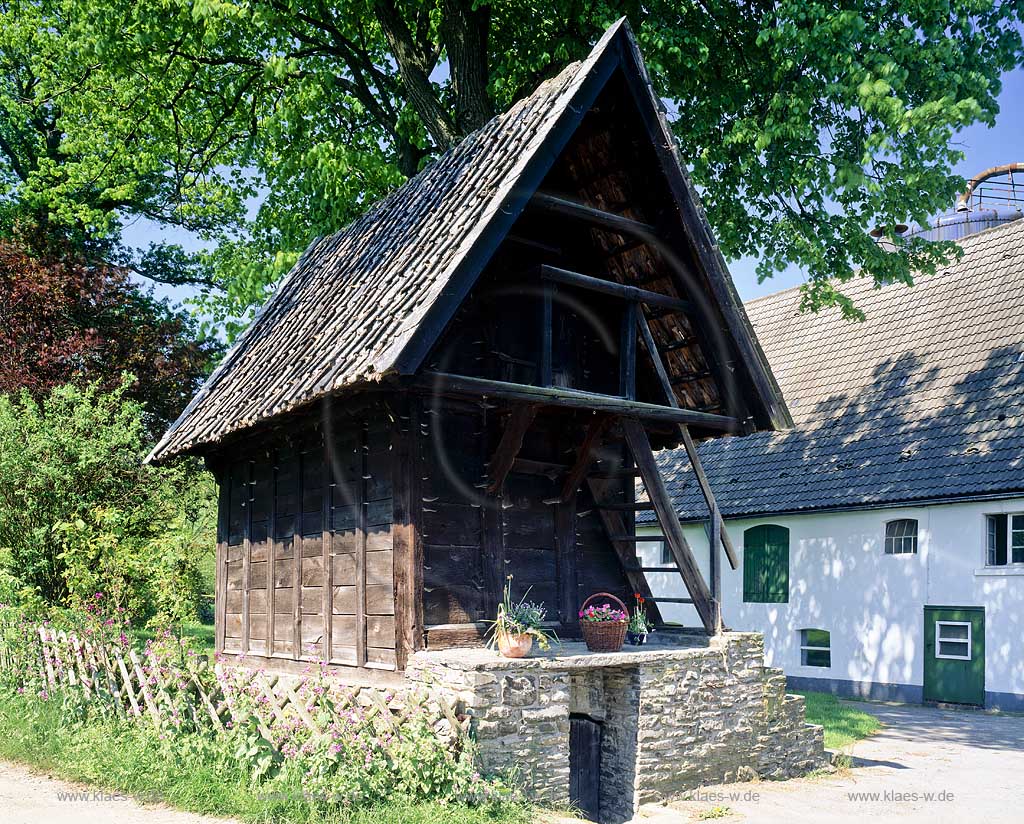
[578, 604, 627, 622]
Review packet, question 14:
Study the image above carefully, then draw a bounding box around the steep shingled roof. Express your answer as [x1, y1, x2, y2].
[149, 20, 787, 463]
[651, 217, 1024, 520]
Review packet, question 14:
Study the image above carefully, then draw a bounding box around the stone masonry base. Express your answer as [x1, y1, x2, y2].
[407, 632, 826, 823]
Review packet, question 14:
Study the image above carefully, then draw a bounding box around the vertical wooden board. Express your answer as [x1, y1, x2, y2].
[367, 616, 396, 648]
[365, 550, 393, 586]
[274, 587, 294, 614]
[365, 583, 395, 615]
[301, 586, 323, 614]
[333, 585, 358, 615]
[227, 461, 247, 546]
[332, 552, 357, 585]
[249, 590, 267, 614]
[249, 614, 267, 640]
[249, 561, 268, 589]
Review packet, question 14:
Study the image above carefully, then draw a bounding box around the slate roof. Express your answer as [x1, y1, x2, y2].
[149, 19, 786, 463]
[650, 217, 1024, 521]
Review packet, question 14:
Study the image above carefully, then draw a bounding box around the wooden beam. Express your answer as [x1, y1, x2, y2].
[560, 414, 614, 502]
[413, 372, 738, 431]
[636, 315, 739, 570]
[487, 405, 538, 494]
[620, 303, 638, 400]
[539, 265, 692, 314]
[530, 192, 657, 238]
[392, 398, 423, 670]
[622, 419, 716, 634]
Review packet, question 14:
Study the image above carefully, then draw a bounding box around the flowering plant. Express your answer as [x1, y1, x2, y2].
[486, 576, 556, 650]
[628, 593, 653, 633]
[578, 603, 627, 623]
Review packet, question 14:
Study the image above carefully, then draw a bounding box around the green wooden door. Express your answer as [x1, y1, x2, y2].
[923, 606, 985, 706]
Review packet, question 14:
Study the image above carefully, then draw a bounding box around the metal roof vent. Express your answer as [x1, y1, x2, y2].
[905, 163, 1024, 242]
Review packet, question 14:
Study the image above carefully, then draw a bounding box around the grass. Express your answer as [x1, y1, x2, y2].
[135, 619, 215, 653]
[0, 689, 528, 824]
[795, 691, 882, 750]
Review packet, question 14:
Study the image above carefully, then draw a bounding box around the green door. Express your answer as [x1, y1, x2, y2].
[923, 606, 985, 706]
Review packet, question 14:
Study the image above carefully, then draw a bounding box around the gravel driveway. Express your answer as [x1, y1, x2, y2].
[639, 701, 1024, 824]
[0, 760, 234, 824]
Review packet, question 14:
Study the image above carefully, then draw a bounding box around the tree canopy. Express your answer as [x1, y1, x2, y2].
[0, 237, 222, 434]
[1, 0, 1021, 333]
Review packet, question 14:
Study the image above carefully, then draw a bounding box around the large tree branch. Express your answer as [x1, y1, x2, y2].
[374, 0, 457, 148]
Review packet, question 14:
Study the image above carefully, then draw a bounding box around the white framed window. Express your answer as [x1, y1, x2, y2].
[935, 621, 972, 660]
[884, 519, 918, 555]
[985, 513, 1024, 566]
[800, 628, 831, 668]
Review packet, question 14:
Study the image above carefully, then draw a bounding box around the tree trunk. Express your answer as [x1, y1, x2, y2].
[439, 0, 493, 134]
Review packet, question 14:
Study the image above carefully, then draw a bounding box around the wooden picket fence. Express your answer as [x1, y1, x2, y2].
[0, 624, 468, 747]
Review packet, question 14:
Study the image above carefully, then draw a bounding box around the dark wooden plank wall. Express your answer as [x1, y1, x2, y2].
[217, 407, 397, 671]
[419, 398, 633, 636]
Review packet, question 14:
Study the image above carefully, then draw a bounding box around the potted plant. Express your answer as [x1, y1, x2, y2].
[486, 576, 556, 658]
[578, 592, 629, 652]
[627, 593, 653, 645]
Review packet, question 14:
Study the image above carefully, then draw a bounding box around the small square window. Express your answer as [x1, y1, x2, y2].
[935, 621, 971, 660]
[884, 519, 918, 555]
[800, 628, 831, 668]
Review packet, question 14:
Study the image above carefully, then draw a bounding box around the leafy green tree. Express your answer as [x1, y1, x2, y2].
[2, 1, 1021, 331]
[0, 377, 215, 622]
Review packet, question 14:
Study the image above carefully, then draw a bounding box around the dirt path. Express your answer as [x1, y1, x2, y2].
[0, 760, 235, 824]
[637, 701, 1024, 823]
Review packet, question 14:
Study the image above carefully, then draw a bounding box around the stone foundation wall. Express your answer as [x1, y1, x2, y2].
[406, 632, 825, 823]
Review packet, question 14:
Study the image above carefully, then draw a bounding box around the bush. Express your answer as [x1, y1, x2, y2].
[0, 378, 215, 623]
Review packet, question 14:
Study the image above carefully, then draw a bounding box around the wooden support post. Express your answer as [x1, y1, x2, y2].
[487, 405, 538, 493]
[620, 303, 638, 400]
[622, 419, 716, 634]
[392, 399, 423, 670]
[242, 460, 253, 655]
[560, 414, 614, 502]
[709, 501, 722, 633]
[541, 284, 553, 386]
[356, 423, 368, 667]
[636, 314, 738, 569]
[555, 495, 579, 631]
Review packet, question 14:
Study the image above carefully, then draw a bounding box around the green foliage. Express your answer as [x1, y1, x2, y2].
[0, 615, 526, 822]
[2, 1, 1020, 334]
[795, 691, 882, 750]
[0, 688, 529, 824]
[0, 378, 214, 622]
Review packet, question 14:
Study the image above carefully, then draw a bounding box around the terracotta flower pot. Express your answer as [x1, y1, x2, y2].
[497, 632, 534, 658]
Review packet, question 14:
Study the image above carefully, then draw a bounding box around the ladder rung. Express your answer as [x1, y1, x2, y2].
[609, 534, 664, 543]
[659, 338, 694, 353]
[596, 502, 655, 511]
[623, 565, 682, 573]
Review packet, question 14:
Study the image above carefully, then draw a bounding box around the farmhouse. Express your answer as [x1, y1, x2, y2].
[151, 20, 824, 820]
[639, 212, 1024, 710]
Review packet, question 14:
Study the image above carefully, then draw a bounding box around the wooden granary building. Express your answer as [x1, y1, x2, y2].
[149, 21, 789, 683]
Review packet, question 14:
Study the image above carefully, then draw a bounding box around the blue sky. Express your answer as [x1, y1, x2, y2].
[126, 66, 1024, 308]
